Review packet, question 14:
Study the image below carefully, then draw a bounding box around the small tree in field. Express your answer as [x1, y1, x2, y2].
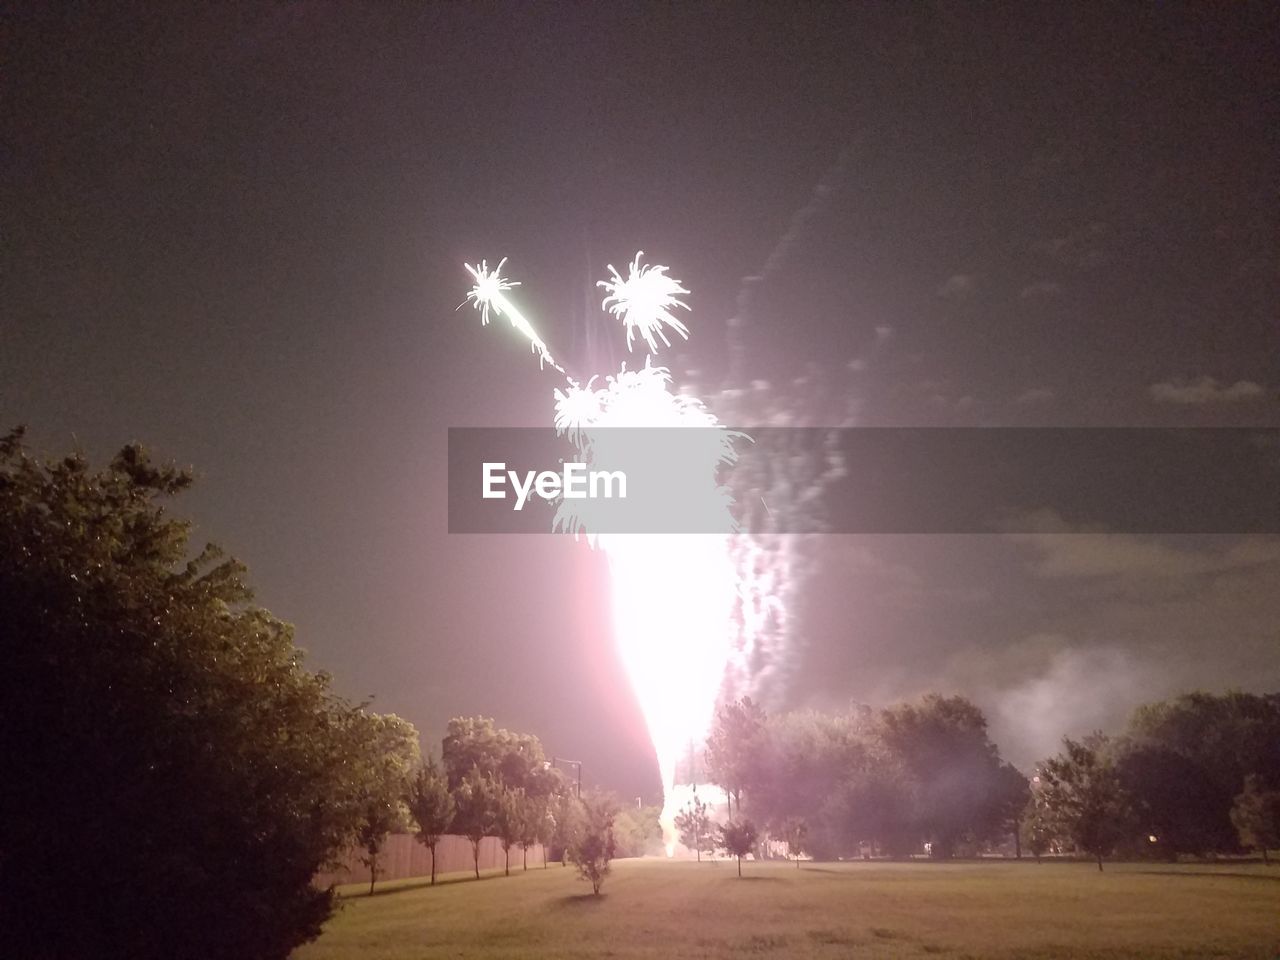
[452, 769, 500, 879]
[1231, 775, 1280, 865]
[568, 793, 617, 895]
[781, 817, 808, 868]
[406, 756, 455, 885]
[674, 795, 714, 862]
[718, 819, 759, 877]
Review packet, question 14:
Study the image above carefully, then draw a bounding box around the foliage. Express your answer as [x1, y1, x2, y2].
[494, 785, 528, 876]
[549, 789, 584, 865]
[876, 694, 1005, 858]
[612, 803, 663, 858]
[355, 714, 419, 894]
[567, 792, 618, 894]
[1230, 775, 1280, 865]
[1038, 735, 1134, 870]
[704, 696, 767, 814]
[717, 818, 759, 876]
[0, 430, 419, 959]
[673, 794, 716, 861]
[1019, 795, 1055, 862]
[405, 756, 456, 883]
[441, 716, 549, 795]
[452, 769, 501, 878]
[1118, 692, 1280, 857]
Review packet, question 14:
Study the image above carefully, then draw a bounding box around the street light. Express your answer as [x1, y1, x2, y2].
[549, 756, 582, 798]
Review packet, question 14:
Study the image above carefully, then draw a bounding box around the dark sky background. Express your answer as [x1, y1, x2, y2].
[4, 3, 1278, 800]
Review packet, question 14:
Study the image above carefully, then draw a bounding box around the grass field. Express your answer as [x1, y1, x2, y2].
[295, 858, 1280, 959]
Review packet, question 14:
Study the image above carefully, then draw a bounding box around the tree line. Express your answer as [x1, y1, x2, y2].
[694, 690, 1280, 870]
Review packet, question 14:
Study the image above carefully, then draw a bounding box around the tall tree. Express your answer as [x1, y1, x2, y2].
[452, 769, 500, 879]
[406, 756, 455, 884]
[1038, 735, 1134, 871]
[877, 694, 1004, 859]
[989, 762, 1032, 857]
[0, 430, 415, 959]
[1120, 692, 1280, 856]
[705, 697, 767, 816]
[1231, 775, 1280, 865]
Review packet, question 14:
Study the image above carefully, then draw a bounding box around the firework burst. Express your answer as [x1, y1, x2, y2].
[598, 251, 691, 354]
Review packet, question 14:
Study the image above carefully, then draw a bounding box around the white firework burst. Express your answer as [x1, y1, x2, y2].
[462, 257, 561, 371]
[463, 258, 519, 326]
[598, 251, 691, 353]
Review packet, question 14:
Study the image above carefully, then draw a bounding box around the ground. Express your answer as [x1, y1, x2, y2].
[296, 859, 1280, 959]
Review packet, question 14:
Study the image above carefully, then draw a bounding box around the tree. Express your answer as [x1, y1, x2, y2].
[781, 817, 808, 867]
[406, 756, 455, 884]
[990, 762, 1032, 857]
[705, 696, 767, 816]
[441, 717, 547, 794]
[1120, 692, 1280, 856]
[0, 430, 416, 959]
[494, 785, 527, 876]
[612, 803, 663, 858]
[1231, 775, 1280, 865]
[567, 793, 618, 895]
[718, 819, 759, 877]
[452, 769, 500, 879]
[877, 694, 1004, 859]
[516, 791, 548, 870]
[354, 713, 419, 895]
[1038, 735, 1134, 871]
[673, 794, 715, 861]
[550, 789, 583, 867]
[1019, 795, 1054, 863]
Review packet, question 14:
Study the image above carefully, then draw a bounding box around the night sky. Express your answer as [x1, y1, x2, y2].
[4, 3, 1278, 800]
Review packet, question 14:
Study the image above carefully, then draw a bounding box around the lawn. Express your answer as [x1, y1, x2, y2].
[295, 858, 1280, 959]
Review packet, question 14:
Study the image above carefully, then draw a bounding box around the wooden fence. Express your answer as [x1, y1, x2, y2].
[315, 833, 549, 888]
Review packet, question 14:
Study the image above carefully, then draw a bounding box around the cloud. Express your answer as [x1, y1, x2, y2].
[1008, 519, 1280, 582]
[1148, 376, 1267, 405]
[1014, 387, 1055, 405]
[937, 274, 977, 300]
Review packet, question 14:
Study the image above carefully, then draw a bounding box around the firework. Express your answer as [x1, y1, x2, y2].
[463, 258, 563, 373]
[598, 251, 691, 354]
[464, 251, 742, 855]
